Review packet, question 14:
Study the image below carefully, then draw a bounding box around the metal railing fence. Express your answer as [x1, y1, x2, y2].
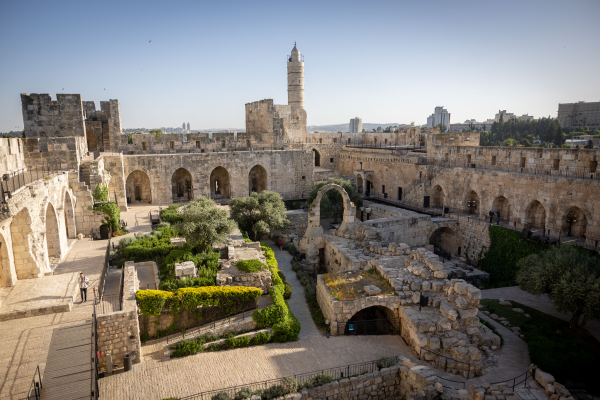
[97, 237, 112, 299]
[490, 366, 534, 390]
[179, 357, 395, 400]
[92, 291, 99, 400]
[26, 365, 43, 400]
[1, 163, 70, 206]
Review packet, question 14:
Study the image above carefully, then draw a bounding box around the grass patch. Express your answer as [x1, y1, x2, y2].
[236, 259, 267, 273]
[480, 299, 600, 393]
[323, 269, 394, 301]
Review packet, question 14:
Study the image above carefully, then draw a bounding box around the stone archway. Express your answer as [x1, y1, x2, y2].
[210, 166, 231, 198]
[312, 149, 321, 167]
[172, 168, 193, 202]
[429, 227, 457, 257]
[63, 190, 76, 239]
[466, 190, 480, 215]
[10, 208, 42, 279]
[492, 196, 510, 223]
[248, 165, 268, 194]
[344, 305, 398, 335]
[126, 170, 152, 203]
[561, 206, 588, 237]
[86, 129, 98, 151]
[0, 232, 16, 287]
[432, 185, 445, 208]
[525, 200, 546, 229]
[45, 202, 61, 259]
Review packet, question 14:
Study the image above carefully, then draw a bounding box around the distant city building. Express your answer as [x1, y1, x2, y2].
[557, 101, 600, 128]
[426, 106, 451, 130]
[187, 122, 190, 131]
[449, 119, 495, 133]
[349, 117, 362, 134]
[494, 110, 534, 123]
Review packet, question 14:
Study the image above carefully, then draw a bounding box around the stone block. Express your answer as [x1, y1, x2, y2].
[535, 369, 555, 388]
[454, 296, 470, 310]
[458, 308, 478, 319]
[363, 285, 381, 296]
[440, 300, 458, 321]
[170, 237, 186, 247]
[175, 261, 196, 278]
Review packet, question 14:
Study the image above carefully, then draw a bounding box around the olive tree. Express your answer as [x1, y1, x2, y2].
[229, 191, 289, 241]
[174, 196, 236, 252]
[516, 244, 600, 329]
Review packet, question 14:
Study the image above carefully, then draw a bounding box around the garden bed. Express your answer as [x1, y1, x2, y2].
[322, 269, 394, 301]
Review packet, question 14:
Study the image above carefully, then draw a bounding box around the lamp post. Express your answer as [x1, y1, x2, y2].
[566, 213, 577, 237]
[365, 207, 371, 221]
[467, 200, 477, 215]
[360, 207, 364, 222]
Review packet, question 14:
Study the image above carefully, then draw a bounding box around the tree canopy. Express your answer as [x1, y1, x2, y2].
[481, 117, 565, 147]
[516, 244, 600, 330]
[229, 191, 290, 240]
[307, 178, 362, 223]
[174, 196, 236, 252]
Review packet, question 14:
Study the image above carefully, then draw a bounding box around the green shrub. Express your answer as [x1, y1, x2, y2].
[255, 385, 285, 400]
[93, 182, 109, 202]
[93, 202, 121, 232]
[160, 205, 184, 225]
[233, 388, 253, 400]
[281, 377, 300, 394]
[377, 357, 397, 369]
[135, 290, 174, 316]
[236, 259, 267, 273]
[250, 332, 271, 345]
[118, 236, 135, 251]
[304, 284, 316, 301]
[477, 226, 548, 287]
[211, 393, 231, 400]
[283, 283, 292, 300]
[225, 335, 251, 349]
[303, 373, 333, 388]
[157, 221, 171, 228]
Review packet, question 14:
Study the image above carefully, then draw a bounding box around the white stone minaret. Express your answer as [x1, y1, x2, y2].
[287, 43, 304, 109]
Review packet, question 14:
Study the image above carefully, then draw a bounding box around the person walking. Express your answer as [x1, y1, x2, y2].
[279, 237, 284, 251]
[79, 272, 89, 303]
[488, 210, 494, 223]
[496, 211, 501, 225]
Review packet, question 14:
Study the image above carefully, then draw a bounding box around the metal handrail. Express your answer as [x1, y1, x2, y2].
[490, 365, 534, 390]
[92, 290, 99, 400]
[179, 357, 397, 400]
[419, 347, 472, 379]
[1, 162, 70, 206]
[26, 365, 43, 400]
[435, 374, 466, 390]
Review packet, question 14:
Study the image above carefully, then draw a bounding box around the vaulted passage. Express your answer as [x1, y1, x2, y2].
[313, 149, 321, 167]
[0, 232, 15, 287]
[562, 206, 587, 237]
[86, 129, 97, 151]
[466, 190, 480, 215]
[525, 200, 546, 229]
[126, 170, 152, 203]
[64, 191, 76, 239]
[429, 227, 457, 259]
[172, 168, 193, 202]
[340, 306, 399, 336]
[492, 196, 510, 223]
[248, 165, 268, 194]
[432, 185, 444, 208]
[210, 166, 231, 199]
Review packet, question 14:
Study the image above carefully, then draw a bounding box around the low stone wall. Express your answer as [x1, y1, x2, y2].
[457, 217, 492, 263]
[359, 200, 421, 220]
[323, 235, 370, 273]
[96, 262, 142, 372]
[272, 209, 308, 237]
[363, 214, 431, 247]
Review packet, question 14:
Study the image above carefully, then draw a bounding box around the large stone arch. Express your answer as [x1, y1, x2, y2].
[44, 202, 62, 259]
[559, 204, 590, 237]
[63, 190, 77, 239]
[10, 208, 43, 279]
[492, 195, 510, 223]
[343, 305, 399, 335]
[312, 149, 321, 167]
[248, 164, 268, 194]
[0, 232, 16, 287]
[210, 166, 231, 199]
[429, 226, 457, 256]
[172, 167, 194, 202]
[524, 200, 547, 229]
[431, 185, 445, 208]
[126, 170, 152, 203]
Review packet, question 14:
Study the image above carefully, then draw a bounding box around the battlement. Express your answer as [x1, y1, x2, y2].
[21, 93, 86, 139]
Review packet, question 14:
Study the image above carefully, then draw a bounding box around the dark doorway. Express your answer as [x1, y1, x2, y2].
[423, 196, 430, 208]
[340, 306, 400, 335]
[398, 187, 402, 201]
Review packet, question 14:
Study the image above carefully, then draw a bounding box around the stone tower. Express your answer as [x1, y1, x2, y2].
[287, 43, 304, 109]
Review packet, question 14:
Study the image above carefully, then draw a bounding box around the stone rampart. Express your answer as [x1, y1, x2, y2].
[96, 263, 142, 372]
[0, 138, 25, 175]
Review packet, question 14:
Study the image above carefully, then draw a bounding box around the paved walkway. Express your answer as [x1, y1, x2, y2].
[266, 241, 321, 339]
[482, 286, 600, 341]
[0, 239, 107, 400]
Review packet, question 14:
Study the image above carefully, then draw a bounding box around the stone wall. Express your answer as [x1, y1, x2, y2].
[360, 200, 421, 220]
[323, 235, 370, 273]
[21, 93, 86, 139]
[272, 209, 308, 237]
[0, 138, 25, 175]
[363, 215, 431, 247]
[22, 136, 87, 170]
[0, 173, 74, 286]
[97, 263, 142, 372]
[102, 153, 128, 211]
[122, 150, 313, 205]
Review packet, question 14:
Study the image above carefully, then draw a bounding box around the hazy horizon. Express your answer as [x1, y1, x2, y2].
[1, 0, 599, 132]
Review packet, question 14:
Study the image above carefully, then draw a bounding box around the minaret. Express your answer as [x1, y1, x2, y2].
[287, 42, 304, 109]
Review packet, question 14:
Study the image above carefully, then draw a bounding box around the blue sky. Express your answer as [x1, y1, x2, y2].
[1, 0, 599, 131]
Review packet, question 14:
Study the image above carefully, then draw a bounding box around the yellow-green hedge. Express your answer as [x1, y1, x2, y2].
[136, 286, 262, 317]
